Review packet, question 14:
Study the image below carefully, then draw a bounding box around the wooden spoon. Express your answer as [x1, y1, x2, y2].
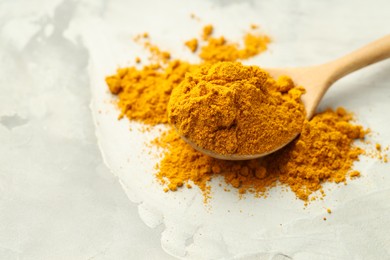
[182, 35, 390, 161]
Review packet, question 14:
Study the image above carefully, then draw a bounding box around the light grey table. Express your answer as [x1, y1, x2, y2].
[1, 0, 389, 259]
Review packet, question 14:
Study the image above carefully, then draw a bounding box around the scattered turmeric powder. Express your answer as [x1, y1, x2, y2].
[240, 33, 271, 59]
[106, 24, 386, 204]
[106, 60, 195, 125]
[185, 38, 198, 52]
[202, 24, 213, 40]
[147, 43, 171, 63]
[350, 170, 360, 178]
[363, 139, 389, 163]
[184, 24, 271, 61]
[168, 61, 306, 155]
[133, 34, 171, 63]
[199, 36, 238, 62]
[199, 33, 271, 62]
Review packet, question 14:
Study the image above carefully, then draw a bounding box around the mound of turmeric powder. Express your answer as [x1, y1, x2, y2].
[168, 61, 306, 155]
[107, 26, 272, 126]
[105, 24, 384, 203]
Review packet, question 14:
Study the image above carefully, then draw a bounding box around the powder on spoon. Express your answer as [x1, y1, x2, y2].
[168, 61, 306, 155]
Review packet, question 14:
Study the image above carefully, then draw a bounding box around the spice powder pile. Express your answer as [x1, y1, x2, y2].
[106, 24, 383, 203]
[168, 61, 306, 155]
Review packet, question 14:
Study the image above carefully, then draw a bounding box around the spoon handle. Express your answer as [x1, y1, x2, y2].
[326, 35, 390, 84]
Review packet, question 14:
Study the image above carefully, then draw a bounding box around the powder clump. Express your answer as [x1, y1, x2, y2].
[185, 38, 198, 52]
[202, 24, 214, 40]
[168, 61, 306, 155]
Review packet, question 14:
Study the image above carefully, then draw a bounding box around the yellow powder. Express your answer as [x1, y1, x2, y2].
[106, 60, 195, 125]
[133, 34, 171, 64]
[199, 36, 238, 62]
[155, 130, 213, 200]
[199, 33, 271, 62]
[272, 108, 365, 200]
[202, 24, 213, 40]
[185, 38, 198, 52]
[133, 32, 149, 41]
[240, 33, 271, 59]
[350, 170, 360, 178]
[106, 24, 385, 204]
[156, 107, 366, 202]
[146, 43, 171, 63]
[168, 61, 306, 155]
[108, 26, 271, 126]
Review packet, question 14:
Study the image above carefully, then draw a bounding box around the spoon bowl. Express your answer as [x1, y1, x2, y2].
[180, 133, 299, 161]
[180, 35, 390, 160]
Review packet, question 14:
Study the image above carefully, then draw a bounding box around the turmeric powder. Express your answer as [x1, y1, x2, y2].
[106, 24, 385, 204]
[199, 33, 271, 62]
[184, 25, 271, 60]
[106, 60, 195, 125]
[107, 26, 271, 125]
[185, 38, 198, 52]
[133, 33, 171, 64]
[202, 24, 213, 40]
[168, 61, 306, 155]
[156, 107, 366, 202]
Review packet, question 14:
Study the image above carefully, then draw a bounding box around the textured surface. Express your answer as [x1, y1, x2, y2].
[0, 1, 172, 259]
[1, 0, 390, 259]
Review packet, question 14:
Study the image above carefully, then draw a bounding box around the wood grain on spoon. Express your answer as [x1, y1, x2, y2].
[267, 34, 390, 119]
[185, 35, 390, 160]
